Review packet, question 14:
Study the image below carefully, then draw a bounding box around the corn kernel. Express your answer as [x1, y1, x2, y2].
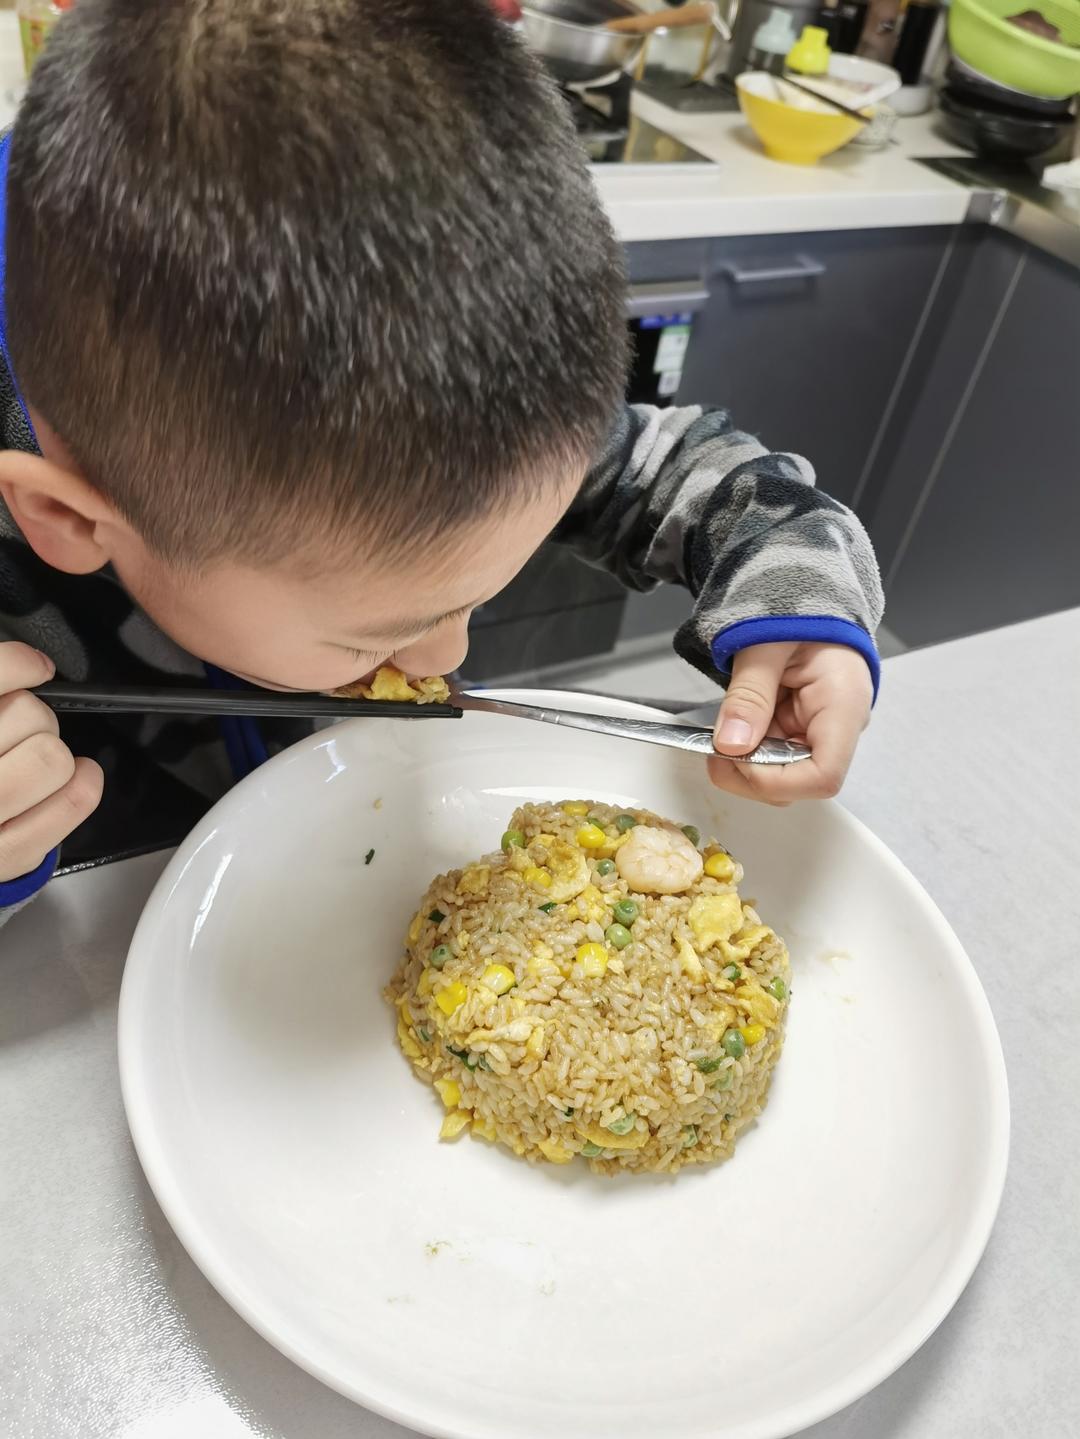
[482, 964, 516, 996]
[577, 823, 607, 849]
[526, 1024, 547, 1059]
[417, 968, 436, 997]
[740, 1023, 767, 1046]
[407, 911, 423, 945]
[574, 942, 609, 978]
[704, 851, 736, 881]
[561, 801, 589, 817]
[524, 865, 553, 891]
[537, 1137, 574, 1164]
[471, 1117, 497, 1142]
[434, 1078, 461, 1109]
[456, 929, 470, 952]
[435, 981, 468, 1016]
[439, 1109, 471, 1140]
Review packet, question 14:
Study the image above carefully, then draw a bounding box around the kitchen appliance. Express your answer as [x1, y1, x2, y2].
[558, 68, 715, 159]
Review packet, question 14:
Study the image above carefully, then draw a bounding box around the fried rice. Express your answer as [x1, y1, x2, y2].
[387, 800, 790, 1175]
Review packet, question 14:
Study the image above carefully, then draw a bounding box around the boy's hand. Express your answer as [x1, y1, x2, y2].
[0, 643, 103, 883]
[709, 641, 873, 806]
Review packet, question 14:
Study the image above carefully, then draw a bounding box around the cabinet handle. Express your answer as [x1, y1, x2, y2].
[719, 254, 825, 286]
[625, 280, 710, 319]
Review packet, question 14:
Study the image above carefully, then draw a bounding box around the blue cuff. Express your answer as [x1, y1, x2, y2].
[0, 846, 59, 910]
[711, 615, 881, 701]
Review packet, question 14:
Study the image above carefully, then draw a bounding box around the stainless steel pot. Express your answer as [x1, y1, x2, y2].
[521, 0, 646, 86]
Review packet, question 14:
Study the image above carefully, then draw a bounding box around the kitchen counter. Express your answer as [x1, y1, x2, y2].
[598, 96, 971, 241]
[3, 606, 1078, 1439]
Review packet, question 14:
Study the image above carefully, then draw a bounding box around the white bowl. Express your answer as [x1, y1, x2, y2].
[119, 693, 1008, 1439]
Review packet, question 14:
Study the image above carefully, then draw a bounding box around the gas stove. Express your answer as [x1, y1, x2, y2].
[560, 73, 712, 165]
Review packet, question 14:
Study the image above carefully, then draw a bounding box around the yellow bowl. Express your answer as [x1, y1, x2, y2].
[736, 72, 866, 165]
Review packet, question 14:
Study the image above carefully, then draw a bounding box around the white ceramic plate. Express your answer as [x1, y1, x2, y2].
[119, 693, 1008, 1439]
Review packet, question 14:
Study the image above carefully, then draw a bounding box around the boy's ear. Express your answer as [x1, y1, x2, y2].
[0, 448, 115, 575]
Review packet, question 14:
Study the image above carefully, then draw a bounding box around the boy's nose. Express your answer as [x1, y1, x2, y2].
[394, 618, 470, 679]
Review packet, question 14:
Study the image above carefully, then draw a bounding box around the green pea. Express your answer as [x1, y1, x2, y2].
[595, 858, 616, 877]
[615, 814, 637, 832]
[695, 1055, 723, 1074]
[501, 829, 525, 852]
[682, 1125, 698, 1148]
[713, 1066, 734, 1091]
[613, 899, 639, 926]
[428, 909, 446, 924]
[604, 1112, 636, 1136]
[580, 1141, 603, 1158]
[768, 976, 788, 1001]
[722, 1028, 746, 1060]
[682, 824, 701, 847]
[605, 923, 632, 950]
[538, 902, 557, 914]
[430, 944, 452, 969]
[722, 963, 742, 982]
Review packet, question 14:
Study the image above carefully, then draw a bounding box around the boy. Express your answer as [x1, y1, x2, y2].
[0, 0, 882, 924]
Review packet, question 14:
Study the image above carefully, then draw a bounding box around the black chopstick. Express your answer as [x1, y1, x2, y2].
[36, 682, 462, 720]
[773, 73, 871, 124]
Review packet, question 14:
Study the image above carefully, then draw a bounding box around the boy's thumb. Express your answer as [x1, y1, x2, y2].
[713, 644, 791, 755]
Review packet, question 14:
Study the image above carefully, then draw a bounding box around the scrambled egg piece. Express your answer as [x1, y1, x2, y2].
[333, 665, 450, 704]
[688, 894, 745, 950]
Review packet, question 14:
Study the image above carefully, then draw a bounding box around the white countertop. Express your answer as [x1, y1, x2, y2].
[598, 94, 970, 241]
[2, 606, 1078, 1439]
[0, 14, 970, 246]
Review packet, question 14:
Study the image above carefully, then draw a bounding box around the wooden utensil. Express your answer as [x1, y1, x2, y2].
[606, 3, 717, 35]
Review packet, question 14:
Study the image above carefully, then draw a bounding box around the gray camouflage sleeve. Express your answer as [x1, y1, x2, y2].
[554, 402, 885, 694]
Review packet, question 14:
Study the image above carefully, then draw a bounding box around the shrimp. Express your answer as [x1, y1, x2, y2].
[615, 824, 704, 895]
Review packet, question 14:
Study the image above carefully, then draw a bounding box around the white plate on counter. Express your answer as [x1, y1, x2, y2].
[119, 692, 1009, 1439]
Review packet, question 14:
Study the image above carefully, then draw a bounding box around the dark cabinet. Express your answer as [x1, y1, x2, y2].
[863, 227, 1080, 647]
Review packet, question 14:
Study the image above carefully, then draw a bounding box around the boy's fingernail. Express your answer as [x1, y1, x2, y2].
[717, 716, 753, 748]
[35, 649, 55, 673]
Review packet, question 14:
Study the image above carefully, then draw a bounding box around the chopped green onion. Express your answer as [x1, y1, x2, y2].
[580, 1141, 603, 1158]
[605, 1112, 636, 1136]
[682, 1125, 698, 1148]
[768, 976, 788, 1001]
[446, 1045, 478, 1070]
[713, 1067, 735, 1091]
[724, 1112, 734, 1122]
[538, 902, 557, 914]
[477, 1055, 491, 1071]
[615, 814, 637, 832]
[612, 899, 639, 926]
[605, 922, 632, 950]
[722, 963, 742, 982]
[595, 858, 616, 877]
[587, 814, 606, 828]
[364, 848, 375, 865]
[722, 1028, 746, 1060]
[428, 909, 446, 924]
[501, 829, 525, 852]
[418, 1028, 432, 1043]
[682, 824, 701, 847]
[564, 1106, 575, 1118]
[694, 1055, 723, 1074]
[430, 944, 452, 969]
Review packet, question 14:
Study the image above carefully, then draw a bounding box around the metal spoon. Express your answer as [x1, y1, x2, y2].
[452, 687, 812, 765]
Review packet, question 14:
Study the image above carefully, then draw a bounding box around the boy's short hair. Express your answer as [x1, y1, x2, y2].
[6, 0, 627, 566]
